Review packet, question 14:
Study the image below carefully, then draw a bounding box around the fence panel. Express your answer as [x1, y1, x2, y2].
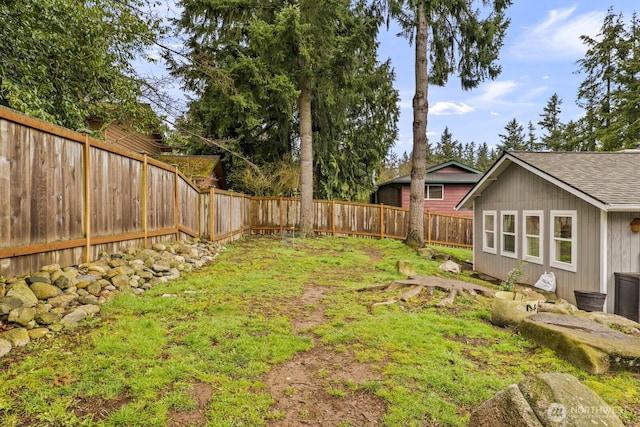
[0, 107, 473, 278]
[383, 206, 408, 239]
[90, 147, 143, 237]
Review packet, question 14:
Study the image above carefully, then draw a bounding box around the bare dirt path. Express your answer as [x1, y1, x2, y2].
[263, 285, 386, 426]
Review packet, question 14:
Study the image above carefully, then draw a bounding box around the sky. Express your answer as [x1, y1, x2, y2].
[379, 1, 638, 156]
[146, 1, 637, 156]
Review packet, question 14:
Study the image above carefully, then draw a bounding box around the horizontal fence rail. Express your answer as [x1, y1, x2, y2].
[249, 197, 472, 247]
[0, 107, 472, 278]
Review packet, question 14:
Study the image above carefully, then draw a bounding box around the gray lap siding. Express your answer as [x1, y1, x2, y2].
[472, 165, 601, 304]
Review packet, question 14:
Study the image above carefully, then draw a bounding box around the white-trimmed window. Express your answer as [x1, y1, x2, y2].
[501, 211, 517, 258]
[425, 184, 444, 200]
[482, 211, 497, 254]
[523, 211, 543, 264]
[550, 210, 577, 272]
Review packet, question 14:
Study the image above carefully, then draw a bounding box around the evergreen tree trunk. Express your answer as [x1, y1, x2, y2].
[298, 74, 315, 237]
[404, 2, 428, 248]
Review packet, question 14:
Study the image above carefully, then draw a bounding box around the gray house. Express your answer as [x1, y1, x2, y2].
[456, 151, 640, 313]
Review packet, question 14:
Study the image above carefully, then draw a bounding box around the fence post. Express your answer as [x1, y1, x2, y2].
[210, 187, 215, 241]
[142, 154, 148, 248]
[380, 203, 384, 239]
[229, 192, 233, 237]
[279, 197, 283, 234]
[427, 211, 432, 246]
[174, 166, 179, 240]
[331, 200, 336, 236]
[83, 133, 91, 263]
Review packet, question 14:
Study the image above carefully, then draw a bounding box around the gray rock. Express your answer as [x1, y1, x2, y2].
[27, 272, 51, 285]
[60, 308, 87, 324]
[78, 295, 99, 305]
[2, 328, 30, 347]
[520, 373, 624, 427]
[88, 265, 107, 275]
[35, 303, 52, 314]
[75, 274, 97, 283]
[0, 296, 24, 315]
[0, 338, 12, 357]
[28, 328, 50, 340]
[6, 281, 38, 307]
[471, 373, 625, 427]
[520, 312, 640, 374]
[86, 283, 102, 295]
[151, 263, 170, 273]
[395, 260, 415, 278]
[8, 307, 36, 327]
[469, 384, 542, 427]
[439, 260, 461, 274]
[53, 273, 77, 290]
[79, 304, 100, 315]
[35, 312, 62, 325]
[40, 263, 61, 274]
[30, 282, 61, 300]
[152, 243, 166, 252]
[48, 294, 78, 309]
[110, 274, 131, 288]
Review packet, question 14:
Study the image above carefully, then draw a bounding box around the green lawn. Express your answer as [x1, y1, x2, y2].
[1, 235, 638, 426]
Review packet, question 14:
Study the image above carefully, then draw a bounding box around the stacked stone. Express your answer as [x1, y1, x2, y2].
[0, 239, 223, 358]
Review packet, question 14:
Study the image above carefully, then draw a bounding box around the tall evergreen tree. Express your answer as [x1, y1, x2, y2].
[173, 0, 399, 234]
[497, 118, 526, 152]
[475, 142, 493, 171]
[538, 93, 565, 151]
[575, 9, 627, 150]
[386, 0, 511, 247]
[526, 121, 543, 151]
[432, 127, 460, 161]
[608, 13, 640, 149]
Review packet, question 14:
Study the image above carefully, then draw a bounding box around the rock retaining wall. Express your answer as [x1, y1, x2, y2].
[0, 239, 223, 358]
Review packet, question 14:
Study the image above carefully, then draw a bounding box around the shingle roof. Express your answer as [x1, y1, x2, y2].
[509, 151, 640, 206]
[383, 173, 482, 185]
[378, 160, 482, 187]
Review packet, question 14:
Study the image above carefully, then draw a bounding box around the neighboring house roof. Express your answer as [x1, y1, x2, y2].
[378, 160, 483, 186]
[157, 154, 227, 190]
[457, 151, 640, 211]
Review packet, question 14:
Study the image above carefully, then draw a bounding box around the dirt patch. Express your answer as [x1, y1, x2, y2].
[72, 390, 133, 422]
[292, 286, 329, 332]
[263, 284, 386, 426]
[264, 345, 385, 426]
[167, 381, 214, 427]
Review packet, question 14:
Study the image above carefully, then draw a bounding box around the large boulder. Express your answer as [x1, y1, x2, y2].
[470, 373, 624, 427]
[6, 281, 38, 307]
[519, 312, 640, 374]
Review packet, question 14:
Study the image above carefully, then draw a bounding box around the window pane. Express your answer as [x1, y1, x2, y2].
[485, 215, 494, 231]
[526, 216, 540, 235]
[503, 234, 515, 252]
[554, 216, 572, 238]
[556, 240, 572, 263]
[503, 215, 515, 233]
[486, 232, 494, 248]
[427, 185, 443, 199]
[526, 237, 540, 257]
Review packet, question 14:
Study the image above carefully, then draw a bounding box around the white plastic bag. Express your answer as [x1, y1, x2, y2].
[534, 271, 556, 292]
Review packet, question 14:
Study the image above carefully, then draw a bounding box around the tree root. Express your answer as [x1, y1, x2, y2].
[362, 276, 495, 311]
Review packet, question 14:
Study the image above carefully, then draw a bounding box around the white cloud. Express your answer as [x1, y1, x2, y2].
[511, 7, 605, 60]
[429, 102, 474, 116]
[490, 112, 500, 116]
[472, 80, 520, 104]
[542, 75, 550, 80]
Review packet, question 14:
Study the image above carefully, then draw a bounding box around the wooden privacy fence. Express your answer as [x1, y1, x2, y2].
[0, 107, 250, 278]
[0, 107, 472, 279]
[250, 197, 472, 247]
